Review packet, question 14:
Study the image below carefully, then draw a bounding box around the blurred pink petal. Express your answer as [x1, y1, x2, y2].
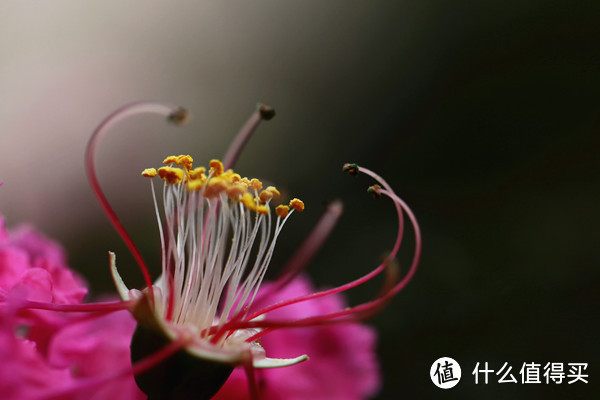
[214, 276, 381, 400]
[0, 216, 87, 304]
[48, 309, 145, 400]
[0, 215, 142, 399]
[0, 312, 73, 400]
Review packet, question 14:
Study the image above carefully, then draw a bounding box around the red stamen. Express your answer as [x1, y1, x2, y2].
[22, 299, 133, 313]
[242, 350, 261, 400]
[222, 104, 274, 170]
[85, 102, 186, 300]
[216, 166, 420, 335]
[245, 327, 275, 343]
[240, 173, 405, 322]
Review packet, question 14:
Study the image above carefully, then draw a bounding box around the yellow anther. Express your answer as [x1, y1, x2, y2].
[158, 167, 184, 184]
[189, 167, 206, 180]
[163, 155, 178, 164]
[227, 183, 247, 198]
[240, 177, 251, 187]
[276, 205, 290, 218]
[237, 180, 249, 191]
[209, 159, 224, 176]
[259, 190, 273, 204]
[256, 205, 269, 215]
[204, 177, 228, 197]
[289, 198, 305, 212]
[249, 178, 263, 192]
[175, 155, 193, 170]
[220, 170, 238, 184]
[240, 192, 257, 211]
[187, 179, 205, 191]
[230, 173, 241, 183]
[264, 186, 280, 200]
[141, 168, 157, 178]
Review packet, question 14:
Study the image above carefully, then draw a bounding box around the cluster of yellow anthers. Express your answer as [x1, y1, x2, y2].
[141, 155, 304, 217]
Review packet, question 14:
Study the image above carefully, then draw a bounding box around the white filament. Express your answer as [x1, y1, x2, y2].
[151, 180, 293, 342]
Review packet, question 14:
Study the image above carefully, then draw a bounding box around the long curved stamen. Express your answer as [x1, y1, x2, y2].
[222, 104, 275, 170]
[236, 166, 405, 324]
[254, 189, 419, 332]
[214, 165, 420, 336]
[85, 102, 187, 293]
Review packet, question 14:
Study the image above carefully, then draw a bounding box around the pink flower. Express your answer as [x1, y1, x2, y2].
[0, 216, 78, 399]
[0, 215, 88, 356]
[0, 215, 144, 400]
[4, 101, 421, 399]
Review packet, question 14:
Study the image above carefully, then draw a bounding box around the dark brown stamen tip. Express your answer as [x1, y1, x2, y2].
[367, 185, 382, 199]
[167, 107, 190, 125]
[343, 163, 359, 176]
[257, 104, 275, 120]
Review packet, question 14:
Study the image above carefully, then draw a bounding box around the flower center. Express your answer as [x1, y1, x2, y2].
[142, 156, 304, 342]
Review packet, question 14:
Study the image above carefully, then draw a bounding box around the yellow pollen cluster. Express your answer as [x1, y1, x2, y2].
[289, 198, 305, 212]
[157, 166, 184, 184]
[141, 168, 157, 178]
[274, 199, 304, 218]
[142, 155, 305, 216]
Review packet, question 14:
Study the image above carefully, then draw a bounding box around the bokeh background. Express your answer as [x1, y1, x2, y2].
[1, 1, 598, 399]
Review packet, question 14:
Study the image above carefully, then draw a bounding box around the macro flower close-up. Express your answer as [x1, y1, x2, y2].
[0, 101, 419, 399]
[1, 2, 598, 399]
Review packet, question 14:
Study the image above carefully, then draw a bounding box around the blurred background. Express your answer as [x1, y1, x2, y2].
[1, 1, 598, 398]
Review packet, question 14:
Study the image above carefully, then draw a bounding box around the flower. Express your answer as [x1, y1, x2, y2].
[0, 214, 87, 356]
[116, 156, 307, 368]
[5, 101, 421, 399]
[0, 213, 144, 400]
[0, 214, 78, 400]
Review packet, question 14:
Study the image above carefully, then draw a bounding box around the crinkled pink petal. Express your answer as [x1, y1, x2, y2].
[0, 247, 32, 291]
[0, 313, 73, 400]
[47, 309, 145, 400]
[0, 216, 89, 356]
[215, 276, 381, 400]
[0, 218, 87, 305]
[6, 226, 87, 304]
